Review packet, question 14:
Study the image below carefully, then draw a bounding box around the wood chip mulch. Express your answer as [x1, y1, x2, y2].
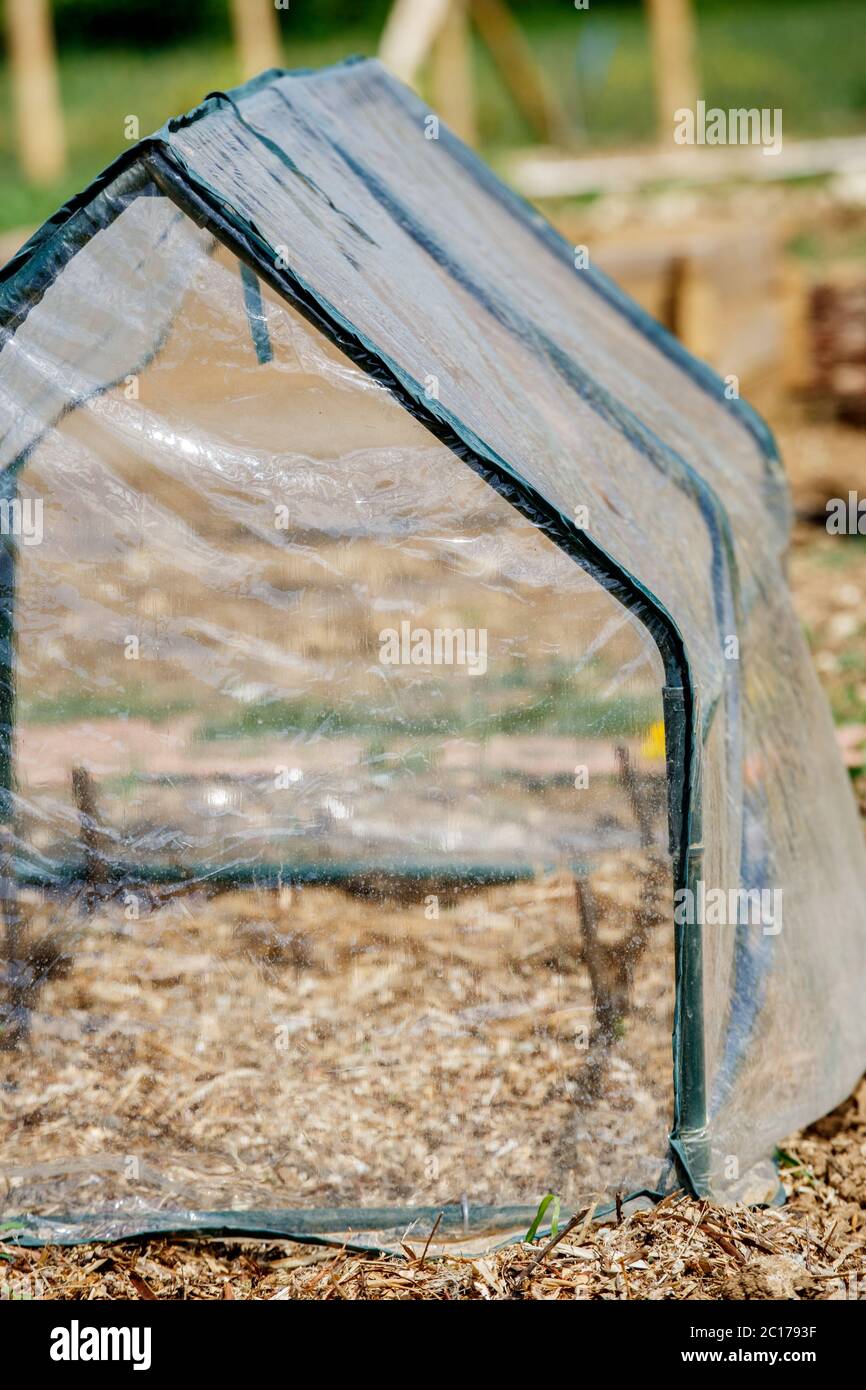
[3, 1076, 864, 1301]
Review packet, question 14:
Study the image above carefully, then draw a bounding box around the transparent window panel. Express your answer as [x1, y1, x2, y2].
[2, 230, 675, 1246]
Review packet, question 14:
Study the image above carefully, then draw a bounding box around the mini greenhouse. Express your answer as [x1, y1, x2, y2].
[1, 59, 865, 1252]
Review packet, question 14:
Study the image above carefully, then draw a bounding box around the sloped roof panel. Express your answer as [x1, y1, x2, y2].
[161, 62, 866, 1194]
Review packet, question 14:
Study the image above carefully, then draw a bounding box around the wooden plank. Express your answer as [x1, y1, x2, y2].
[555, 225, 784, 387]
[506, 134, 866, 199]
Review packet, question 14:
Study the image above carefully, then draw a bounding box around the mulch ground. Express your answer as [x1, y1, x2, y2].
[3, 1074, 865, 1299]
[5, 414, 866, 1300]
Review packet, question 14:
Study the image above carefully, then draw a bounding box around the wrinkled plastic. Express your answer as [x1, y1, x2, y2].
[1, 221, 676, 1246]
[1, 59, 865, 1244]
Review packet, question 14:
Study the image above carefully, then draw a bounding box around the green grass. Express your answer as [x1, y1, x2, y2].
[816, 537, 866, 569]
[18, 669, 658, 742]
[482, 1, 866, 153]
[830, 682, 866, 727]
[20, 687, 196, 725]
[2, 1, 866, 235]
[0, 30, 377, 234]
[196, 676, 658, 743]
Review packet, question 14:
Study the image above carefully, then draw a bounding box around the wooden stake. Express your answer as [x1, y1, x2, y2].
[615, 743, 655, 849]
[380, 0, 574, 149]
[645, 0, 698, 144]
[470, 0, 569, 146]
[229, 0, 283, 82]
[431, 0, 476, 146]
[72, 766, 108, 912]
[5, 0, 66, 186]
[379, 0, 453, 86]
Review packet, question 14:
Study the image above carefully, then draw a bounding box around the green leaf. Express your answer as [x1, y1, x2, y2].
[525, 1192, 560, 1244]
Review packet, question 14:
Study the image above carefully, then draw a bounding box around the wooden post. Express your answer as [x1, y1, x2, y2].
[645, 0, 698, 144]
[780, 259, 812, 394]
[5, 0, 66, 186]
[379, 0, 453, 86]
[71, 767, 108, 913]
[229, 0, 283, 82]
[470, 0, 569, 146]
[379, 0, 573, 149]
[431, 0, 476, 146]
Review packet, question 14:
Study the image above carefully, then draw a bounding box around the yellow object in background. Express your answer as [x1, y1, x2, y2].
[640, 719, 667, 762]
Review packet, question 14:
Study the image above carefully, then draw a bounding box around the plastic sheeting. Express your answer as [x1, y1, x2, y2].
[0, 59, 865, 1244]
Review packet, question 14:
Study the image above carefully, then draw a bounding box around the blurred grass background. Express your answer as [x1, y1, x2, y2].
[2, 0, 866, 233]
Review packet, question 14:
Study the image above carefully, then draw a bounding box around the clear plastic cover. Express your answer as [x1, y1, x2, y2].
[1, 225, 675, 1246]
[2, 59, 865, 1239]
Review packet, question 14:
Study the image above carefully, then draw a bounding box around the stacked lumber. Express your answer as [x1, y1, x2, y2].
[811, 280, 866, 423]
